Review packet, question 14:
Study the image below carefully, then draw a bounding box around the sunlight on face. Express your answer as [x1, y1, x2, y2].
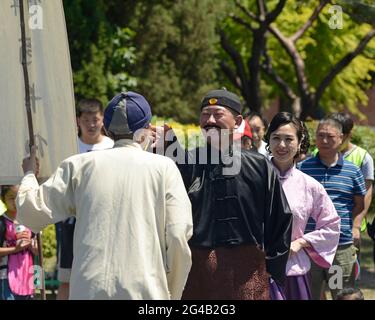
[316, 124, 343, 156]
[269, 124, 299, 166]
[249, 116, 265, 144]
[77, 112, 104, 140]
[200, 106, 241, 149]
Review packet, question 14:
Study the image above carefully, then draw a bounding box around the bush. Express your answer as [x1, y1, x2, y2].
[152, 116, 203, 150]
[41, 224, 56, 259]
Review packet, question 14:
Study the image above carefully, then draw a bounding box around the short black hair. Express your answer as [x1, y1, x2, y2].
[328, 112, 354, 135]
[76, 99, 104, 117]
[244, 111, 268, 129]
[336, 288, 364, 300]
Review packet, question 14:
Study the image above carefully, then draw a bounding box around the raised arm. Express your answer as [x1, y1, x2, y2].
[16, 147, 76, 233]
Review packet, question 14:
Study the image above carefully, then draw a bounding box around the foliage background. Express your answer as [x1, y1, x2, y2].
[62, 0, 375, 123]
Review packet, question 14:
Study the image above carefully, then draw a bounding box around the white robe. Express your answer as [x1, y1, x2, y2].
[16, 139, 193, 300]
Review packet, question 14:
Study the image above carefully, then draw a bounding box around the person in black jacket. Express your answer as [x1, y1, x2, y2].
[153, 89, 293, 300]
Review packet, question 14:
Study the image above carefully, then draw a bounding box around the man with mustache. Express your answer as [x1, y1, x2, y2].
[154, 89, 293, 300]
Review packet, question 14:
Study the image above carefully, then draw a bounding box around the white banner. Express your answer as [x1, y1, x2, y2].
[0, 0, 78, 184]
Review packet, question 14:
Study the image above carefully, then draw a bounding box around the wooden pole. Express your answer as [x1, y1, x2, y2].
[18, 0, 46, 300]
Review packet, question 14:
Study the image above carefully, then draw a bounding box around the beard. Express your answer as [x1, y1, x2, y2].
[201, 126, 233, 150]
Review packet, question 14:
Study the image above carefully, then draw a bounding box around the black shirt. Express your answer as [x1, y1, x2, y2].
[172, 144, 293, 285]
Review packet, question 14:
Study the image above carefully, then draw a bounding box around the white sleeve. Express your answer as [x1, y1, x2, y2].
[164, 160, 193, 300]
[16, 161, 76, 233]
[361, 153, 374, 181]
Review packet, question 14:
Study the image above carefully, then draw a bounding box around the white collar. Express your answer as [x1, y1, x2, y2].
[113, 139, 142, 150]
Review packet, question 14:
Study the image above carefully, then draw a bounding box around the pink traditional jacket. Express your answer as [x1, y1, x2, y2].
[272, 163, 340, 276]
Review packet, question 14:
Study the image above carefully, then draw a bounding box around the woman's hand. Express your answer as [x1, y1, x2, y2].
[289, 238, 309, 257]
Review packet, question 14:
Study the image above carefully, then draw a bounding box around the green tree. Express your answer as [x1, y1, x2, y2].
[219, 0, 375, 119]
[63, 0, 137, 105]
[219, 0, 288, 113]
[131, 0, 226, 123]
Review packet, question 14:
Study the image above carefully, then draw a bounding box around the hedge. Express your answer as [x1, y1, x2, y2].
[41, 224, 56, 259]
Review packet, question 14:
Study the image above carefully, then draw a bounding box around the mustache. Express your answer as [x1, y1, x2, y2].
[203, 125, 221, 130]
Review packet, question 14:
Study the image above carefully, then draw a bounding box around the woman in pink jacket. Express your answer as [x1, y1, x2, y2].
[265, 112, 340, 300]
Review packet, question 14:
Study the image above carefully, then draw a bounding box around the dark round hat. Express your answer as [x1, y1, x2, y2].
[201, 89, 242, 114]
[104, 92, 152, 135]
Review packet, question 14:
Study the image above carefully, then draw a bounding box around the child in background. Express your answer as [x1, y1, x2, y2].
[0, 185, 38, 300]
[0, 187, 6, 214]
[336, 288, 364, 300]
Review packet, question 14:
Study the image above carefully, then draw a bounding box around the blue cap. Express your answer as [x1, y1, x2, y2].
[104, 92, 152, 135]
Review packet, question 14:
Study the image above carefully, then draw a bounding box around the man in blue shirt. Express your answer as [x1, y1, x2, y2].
[299, 117, 366, 300]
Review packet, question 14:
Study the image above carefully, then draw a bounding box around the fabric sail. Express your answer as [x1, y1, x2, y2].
[0, 0, 78, 185]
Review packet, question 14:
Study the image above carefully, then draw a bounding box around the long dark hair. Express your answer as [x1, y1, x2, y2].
[264, 112, 310, 159]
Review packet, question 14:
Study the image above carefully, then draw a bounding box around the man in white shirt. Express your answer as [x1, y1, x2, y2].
[76, 99, 114, 153]
[17, 92, 192, 300]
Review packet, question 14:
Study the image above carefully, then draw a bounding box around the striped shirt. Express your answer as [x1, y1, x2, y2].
[298, 154, 366, 245]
